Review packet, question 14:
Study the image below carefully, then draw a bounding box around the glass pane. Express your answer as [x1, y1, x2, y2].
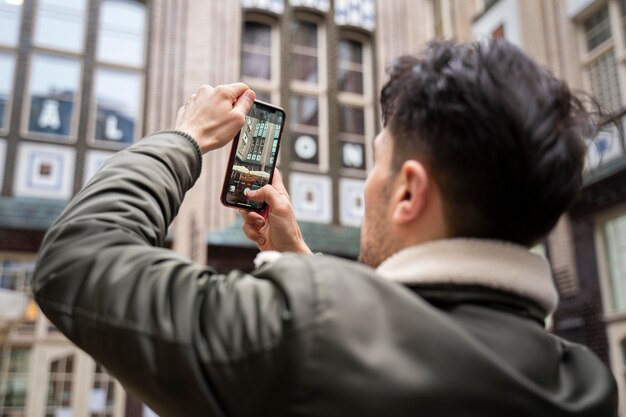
[243, 21, 271, 47]
[97, 0, 146, 67]
[292, 20, 317, 47]
[27, 54, 80, 137]
[291, 53, 318, 83]
[290, 95, 318, 127]
[339, 105, 365, 135]
[605, 215, 626, 311]
[338, 68, 363, 94]
[589, 51, 622, 113]
[241, 52, 271, 79]
[94, 68, 142, 145]
[338, 39, 362, 64]
[0, 52, 15, 130]
[0, 0, 21, 46]
[34, 0, 87, 52]
[5, 377, 28, 406]
[584, 6, 611, 51]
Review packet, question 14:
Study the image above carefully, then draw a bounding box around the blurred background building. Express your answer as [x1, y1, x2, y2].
[1, 0, 626, 415]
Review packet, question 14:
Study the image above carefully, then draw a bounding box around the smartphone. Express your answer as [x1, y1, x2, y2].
[220, 100, 285, 211]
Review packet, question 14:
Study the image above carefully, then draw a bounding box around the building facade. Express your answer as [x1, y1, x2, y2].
[3, 0, 626, 416]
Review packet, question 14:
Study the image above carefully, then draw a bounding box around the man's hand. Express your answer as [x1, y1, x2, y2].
[175, 83, 256, 153]
[239, 169, 313, 255]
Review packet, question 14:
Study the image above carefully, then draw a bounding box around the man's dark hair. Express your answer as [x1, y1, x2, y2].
[380, 40, 592, 247]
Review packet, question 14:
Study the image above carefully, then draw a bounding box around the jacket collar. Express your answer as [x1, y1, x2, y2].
[376, 239, 558, 315]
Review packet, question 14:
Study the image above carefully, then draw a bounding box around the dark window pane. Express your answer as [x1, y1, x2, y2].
[338, 68, 363, 94]
[0, 1, 21, 46]
[94, 68, 142, 145]
[97, 0, 146, 67]
[340, 105, 365, 135]
[34, 0, 86, 52]
[0, 53, 15, 130]
[28, 54, 80, 137]
[338, 39, 362, 64]
[243, 21, 271, 47]
[584, 6, 611, 51]
[292, 20, 317, 47]
[241, 52, 271, 79]
[290, 95, 318, 126]
[291, 53, 318, 83]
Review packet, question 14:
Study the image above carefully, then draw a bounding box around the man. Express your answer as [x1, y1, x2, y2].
[33, 40, 617, 416]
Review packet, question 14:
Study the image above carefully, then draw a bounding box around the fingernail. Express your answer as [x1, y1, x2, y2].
[255, 218, 264, 226]
[244, 90, 256, 102]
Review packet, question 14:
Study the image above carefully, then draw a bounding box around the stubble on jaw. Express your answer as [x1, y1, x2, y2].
[358, 192, 396, 268]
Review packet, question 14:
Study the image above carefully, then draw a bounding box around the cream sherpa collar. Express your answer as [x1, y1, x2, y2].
[376, 239, 558, 315]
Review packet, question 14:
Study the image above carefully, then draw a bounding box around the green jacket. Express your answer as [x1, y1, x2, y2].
[33, 132, 617, 417]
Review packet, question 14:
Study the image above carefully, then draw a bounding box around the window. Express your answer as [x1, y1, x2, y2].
[291, 20, 319, 83]
[97, 0, 146, 67]
[0, 259, 35, 295]
[584, 5, 611, 51]
[0, 0, 21, 133]
[0, 0, 22, 47]
[241, 19, 279, 103]
[290, 18, 326, 170]
[581, 5, 622, 114]
[93, 0, 146, 147]
[604, 214, 626, 311]
[26, 54, 81, 138]
[90, 364, 115, 417]
[94, 69, 142, 145]
[33, 0, 87, 53]
[0, 53, 16, 131]
[45, 355, 75, 417]
[291, 94, 320, 164]
[0, 346, 30, 417]
[337, 37, 372, 173]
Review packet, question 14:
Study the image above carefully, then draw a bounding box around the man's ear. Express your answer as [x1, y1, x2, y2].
[392, 160, 429, 224]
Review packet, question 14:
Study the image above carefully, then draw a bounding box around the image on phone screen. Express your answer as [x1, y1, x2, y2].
[223, 101, 284, 210]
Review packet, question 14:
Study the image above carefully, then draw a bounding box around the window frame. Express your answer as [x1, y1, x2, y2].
[241, 13, 281, 104]
[88, 0, 148, 150]
[594, 203, 626, 317]
[578, 1, 626, 113]
[0, 48, 18, 136]
[0, 344, 31, 416]
[289, 12, 329, 173]
[336, 30, 375, 177]
[20, 0, 88, 144]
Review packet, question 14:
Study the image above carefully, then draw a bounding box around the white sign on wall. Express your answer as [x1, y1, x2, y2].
[14, 143, 76, 199]
[290, 172, 332, 223]
[340, 178, 365, 227]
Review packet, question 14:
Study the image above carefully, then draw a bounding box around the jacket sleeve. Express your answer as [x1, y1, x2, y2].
[32, 132, 311, 417]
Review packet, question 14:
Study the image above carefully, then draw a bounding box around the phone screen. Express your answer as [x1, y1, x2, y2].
[221, 100, 285, 211]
